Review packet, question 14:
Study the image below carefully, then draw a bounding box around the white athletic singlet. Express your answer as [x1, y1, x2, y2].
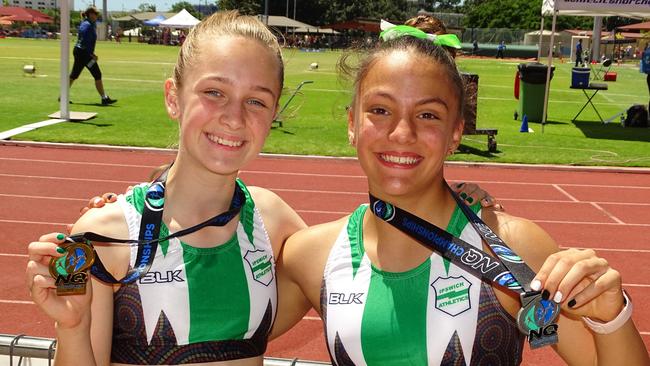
[111, 179, 277, 364]
[321, 204, 524, 366]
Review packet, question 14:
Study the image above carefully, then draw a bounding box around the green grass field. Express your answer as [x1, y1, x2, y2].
[1, 38, 649, 166]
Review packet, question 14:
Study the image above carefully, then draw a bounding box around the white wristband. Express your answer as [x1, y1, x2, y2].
[582, 291, 632, 335]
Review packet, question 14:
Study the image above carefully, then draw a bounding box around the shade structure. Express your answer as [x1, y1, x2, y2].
[293, 26, 339, 34]
[618, 21, 650, 31]
[159, 9, 199, 28]
[0, 6, 52, 23]
[258, 15, 316, 29]
[538, 0, 650, 127]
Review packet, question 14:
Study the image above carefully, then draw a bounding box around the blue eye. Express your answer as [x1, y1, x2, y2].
[205, 90, 222, 97]
[247, 99, 267, 108]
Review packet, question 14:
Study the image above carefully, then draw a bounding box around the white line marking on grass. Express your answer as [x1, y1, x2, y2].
[0, 119, 66, 140]
[590, 202, 625, 224]
[552, 184, 579, 202]
[0, 56, 176, 66]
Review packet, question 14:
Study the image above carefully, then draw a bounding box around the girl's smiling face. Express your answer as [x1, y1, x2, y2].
[165, 35, 282, 177]
[350, 49, 464, 198]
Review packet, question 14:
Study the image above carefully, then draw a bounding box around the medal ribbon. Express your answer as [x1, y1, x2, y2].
[67, 168, 245, 284]
[368, 184, 561, 347]
[369, 188, 532, 296]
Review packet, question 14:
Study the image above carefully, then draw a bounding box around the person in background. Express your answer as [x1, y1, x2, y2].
[68, 6, 117, 106]
[642, 44, 650, 96]
[496, 40, 506, 58]
[575, 39, 584, 67]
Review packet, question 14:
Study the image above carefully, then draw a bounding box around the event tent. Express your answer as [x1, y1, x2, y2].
[538, 0, 650, 126]
[257, 15, 316, 29]
[159, 9, 199, 28]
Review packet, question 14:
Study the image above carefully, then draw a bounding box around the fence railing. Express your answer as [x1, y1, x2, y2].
[0, 334, 331, 366]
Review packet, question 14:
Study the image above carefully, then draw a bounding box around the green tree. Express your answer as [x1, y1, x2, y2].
[171, 1, 201, 19]
[463, 0, 592, 31]
[218, 0, 261, 15]
[138, 3, 157, 12]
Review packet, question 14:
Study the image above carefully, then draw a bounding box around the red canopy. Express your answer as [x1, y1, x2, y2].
[0, 6, 53, 24]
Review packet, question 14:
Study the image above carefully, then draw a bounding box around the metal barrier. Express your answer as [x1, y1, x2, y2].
[0, 334, 330, 366]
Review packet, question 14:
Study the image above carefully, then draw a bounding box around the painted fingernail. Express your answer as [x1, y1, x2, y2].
[553, 291, 563, 303]
[542, 290, 550, 300]
[568, 299, 576, 308]
[106, 194, 115, 200]
[56, 233, 65, 241]
[460, 192, 467, 199]
[56, 247, 65, 254]
[466, 197, 474, 204]
[530, 279, 541, 291]
[93, 198, 102, 205]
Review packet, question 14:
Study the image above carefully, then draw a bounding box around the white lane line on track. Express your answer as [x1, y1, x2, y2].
[535, 219, 650, 227]
[0, 173, 137, 185]
[0, 192, 648, 210]
[559, 247, 650, 254]
[0, 193, 87, 202]
[0, 299, 33, 305]
[0, 157, 158, 169]
[3, 157, 650, 187]
[590, 202, 625, 224]
[2, 168, 650, 191]
[0, 219, 70, 226]
[552, 184, 578, 202]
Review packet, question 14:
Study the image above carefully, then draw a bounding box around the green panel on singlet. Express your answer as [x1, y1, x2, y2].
[362, 259, 431, 365]
[359, 203, 479, 364]
[184, 236, 251, 342]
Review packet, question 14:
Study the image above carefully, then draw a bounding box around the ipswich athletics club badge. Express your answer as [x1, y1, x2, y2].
[431, 276, 472, 316]
[49, 241, 95, 296]
[244, 250, 274, 286]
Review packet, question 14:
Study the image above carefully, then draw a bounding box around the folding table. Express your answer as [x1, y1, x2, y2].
[570, 83, 608, 122]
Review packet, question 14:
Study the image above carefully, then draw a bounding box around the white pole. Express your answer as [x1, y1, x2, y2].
[59, 0, 70, 120]
[592, 16, 602, 62]
[540, 10, 558, 132]
[537, 16, 545, 61]
[102, 0, 108, 41]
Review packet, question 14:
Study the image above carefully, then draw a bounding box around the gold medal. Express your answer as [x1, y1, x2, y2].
[48, 241, 95, 296]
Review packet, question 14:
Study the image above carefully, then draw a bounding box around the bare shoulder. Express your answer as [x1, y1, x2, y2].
[246, 186, 307, 254]
[281, 216, 349, 305]
[72, 198, 128, 236]
[481, 209, 560, 272]
[282, 216, 348, 276]
[71, 196, 130, 276]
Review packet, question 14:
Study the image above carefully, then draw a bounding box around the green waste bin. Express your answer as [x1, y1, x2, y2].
[517, 63, 554, 123]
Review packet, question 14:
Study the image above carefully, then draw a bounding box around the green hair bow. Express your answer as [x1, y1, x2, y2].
[379, 24, 462, 50]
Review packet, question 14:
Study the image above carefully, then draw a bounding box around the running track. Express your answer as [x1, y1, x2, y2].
[1, 141, 649, 365]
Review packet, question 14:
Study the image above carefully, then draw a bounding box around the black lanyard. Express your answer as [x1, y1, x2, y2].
[67, 169, 245, 284]
[368, 184, 560, 349]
